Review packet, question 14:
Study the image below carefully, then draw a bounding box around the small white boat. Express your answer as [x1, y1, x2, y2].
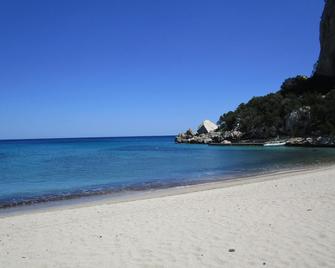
[263, 141, 287, 147]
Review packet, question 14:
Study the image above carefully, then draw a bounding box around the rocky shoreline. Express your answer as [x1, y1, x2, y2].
[176, 133, 335, 147]
[175, 122, 335, 147]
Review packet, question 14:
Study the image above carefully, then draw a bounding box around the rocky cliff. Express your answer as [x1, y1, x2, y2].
[176, 1, 335, 147]
[315, 0, 335, 77]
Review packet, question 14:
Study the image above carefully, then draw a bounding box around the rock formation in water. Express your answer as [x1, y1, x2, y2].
[176, 1, 335, 146]
[315, 0, 335, 77]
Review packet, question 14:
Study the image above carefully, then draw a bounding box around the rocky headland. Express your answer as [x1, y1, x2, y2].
[176, 0, 335, 147]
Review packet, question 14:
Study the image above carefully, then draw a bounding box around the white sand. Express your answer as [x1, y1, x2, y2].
[1, 166, 335, 268]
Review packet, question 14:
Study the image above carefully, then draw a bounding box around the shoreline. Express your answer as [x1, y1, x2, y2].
[1, 163, 335, 267]
[1, 163, 333, 218]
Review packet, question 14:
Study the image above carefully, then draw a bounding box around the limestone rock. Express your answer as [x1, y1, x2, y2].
[286, 136, 335, 146]
[175, 135, 182, 143]
[185, 128, 194, 137]
[222, 130, 244, 140]
[285, 106, 311, 136]
[175, 128, 195, 143]
[197, 120, 218, 134]
[203, 138, 213, 144]
[286, 137, 311, 146]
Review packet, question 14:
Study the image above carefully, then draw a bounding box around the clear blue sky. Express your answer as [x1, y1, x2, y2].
[0, 0, 324, 139]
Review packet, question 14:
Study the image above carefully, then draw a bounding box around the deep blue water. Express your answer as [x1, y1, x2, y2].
[0, 136, 335, 208]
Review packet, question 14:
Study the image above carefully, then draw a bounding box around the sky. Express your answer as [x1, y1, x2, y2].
[0, 0, 325, 139]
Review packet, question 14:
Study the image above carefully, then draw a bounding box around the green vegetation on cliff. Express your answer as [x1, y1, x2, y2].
[218, 76, 335, 139]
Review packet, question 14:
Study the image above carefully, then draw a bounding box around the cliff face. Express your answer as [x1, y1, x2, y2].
[315, 0, 335, 77]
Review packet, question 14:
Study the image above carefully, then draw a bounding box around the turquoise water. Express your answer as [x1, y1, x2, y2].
[0, 136, 335, 208]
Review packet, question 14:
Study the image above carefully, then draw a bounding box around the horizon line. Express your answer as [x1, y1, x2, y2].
[0, 134, 177, 142]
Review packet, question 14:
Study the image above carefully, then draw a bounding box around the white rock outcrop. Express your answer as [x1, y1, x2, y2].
[197, 120, 218, 134]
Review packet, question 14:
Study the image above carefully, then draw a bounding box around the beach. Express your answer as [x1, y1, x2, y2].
[1, 166, 335, 268]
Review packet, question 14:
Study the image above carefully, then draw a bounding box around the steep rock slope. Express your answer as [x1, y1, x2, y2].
[315, 0, 335, 77]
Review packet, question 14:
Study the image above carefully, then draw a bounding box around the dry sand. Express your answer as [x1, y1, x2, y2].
[1, 166, 335, 268]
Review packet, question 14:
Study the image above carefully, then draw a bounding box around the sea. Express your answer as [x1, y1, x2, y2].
[1, 135, 335, 209]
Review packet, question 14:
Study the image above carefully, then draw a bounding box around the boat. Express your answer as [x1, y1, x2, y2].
[263, 141, 287, 147]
